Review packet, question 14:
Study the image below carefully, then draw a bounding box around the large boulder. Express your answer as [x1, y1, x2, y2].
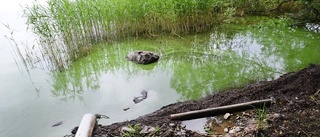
[126, 51, 159, 64]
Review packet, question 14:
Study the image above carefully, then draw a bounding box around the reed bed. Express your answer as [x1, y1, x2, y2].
[23, 0, 286, 70]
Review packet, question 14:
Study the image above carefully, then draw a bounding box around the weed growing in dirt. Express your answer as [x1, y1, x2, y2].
[122, 123, 142, 137]
[153, 126, 161, 136]
[204, 126, 213, 136]
[310, 89, 320, 103]
[257, 103, 268, 130]
[121, 123, 161, 137]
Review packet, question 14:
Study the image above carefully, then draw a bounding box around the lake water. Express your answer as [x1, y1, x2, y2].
[0, 1, 320, 137]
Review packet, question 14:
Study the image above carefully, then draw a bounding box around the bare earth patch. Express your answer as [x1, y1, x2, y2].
[66, 64, 320, 137]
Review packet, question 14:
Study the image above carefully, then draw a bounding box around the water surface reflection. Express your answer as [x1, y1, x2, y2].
[52, 26, 320, 100]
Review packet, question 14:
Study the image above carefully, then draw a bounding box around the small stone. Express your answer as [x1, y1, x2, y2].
[123, 107, 130, 111]
[224, 128, 229, 133]
[52, 121, 63, 127]
[181, 124, 186, 129]
[244, 127, 250, 132]
[176, 126, 181, 131]
[148, 127, 156, 133]
[242, 112, 250, 117]
[239, 122, 245, 126]
[205, 121, 212, 128]
[213, 117, 222, 124]
[71, 126, 78, 134]
[169, 123, 176, 127]
[121, 126, 134, 133]
[224, 113, 231, 120]
[263, 119, 268, 122]
[181, 129, 186, 135]
[273, 113, 280, 117]
[139, 126, 150, 134]
[235, 126, 241, 132]
[229, 129, 235, 134]
[225, 133, 232, 137]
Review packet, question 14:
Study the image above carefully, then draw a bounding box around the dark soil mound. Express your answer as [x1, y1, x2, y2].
[69, 64, 320, 137]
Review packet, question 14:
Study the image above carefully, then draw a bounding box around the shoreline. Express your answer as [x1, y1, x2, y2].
[66, 64, 320, 136]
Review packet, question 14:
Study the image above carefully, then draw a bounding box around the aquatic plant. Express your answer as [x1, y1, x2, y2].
[23, 0, 316, 70]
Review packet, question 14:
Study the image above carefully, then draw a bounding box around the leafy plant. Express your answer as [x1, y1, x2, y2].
[122, 123, 142, 137]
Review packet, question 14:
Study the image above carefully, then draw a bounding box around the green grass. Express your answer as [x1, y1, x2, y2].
[121, 123, 161, 137]
[122, 124, 142, 137]
[257, 103, 268, 130]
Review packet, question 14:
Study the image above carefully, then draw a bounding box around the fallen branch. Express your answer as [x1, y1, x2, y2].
[170, 98, 273, 121]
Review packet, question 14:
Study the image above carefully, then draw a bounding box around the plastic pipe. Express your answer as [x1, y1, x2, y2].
[75, 114, 96, 137]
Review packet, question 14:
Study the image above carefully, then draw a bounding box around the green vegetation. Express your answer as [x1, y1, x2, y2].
[23, 0, 320, 70]
[121, 124, 161, 137]
[257, 103, 268, 130]
[122, 124, 142, 137]
[204, 126, 213, 136]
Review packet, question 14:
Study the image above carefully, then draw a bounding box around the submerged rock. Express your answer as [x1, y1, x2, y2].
[123, 107, 130, 111]
[126, 51, 159, 64]
[133, 90, 148, 104]
[52, 121, 63, 127]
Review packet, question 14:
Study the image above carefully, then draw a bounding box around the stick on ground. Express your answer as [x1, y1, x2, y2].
[170, 98, 272, 121]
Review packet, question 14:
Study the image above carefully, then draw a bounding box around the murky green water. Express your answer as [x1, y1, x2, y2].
[56, 23, 320, 101]
[1, 2, 319, 136]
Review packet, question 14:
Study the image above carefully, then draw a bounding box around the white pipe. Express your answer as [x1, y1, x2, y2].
[75, 114, 97, 137]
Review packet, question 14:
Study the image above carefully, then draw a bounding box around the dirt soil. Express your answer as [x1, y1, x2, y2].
[68, 64, 320, 137]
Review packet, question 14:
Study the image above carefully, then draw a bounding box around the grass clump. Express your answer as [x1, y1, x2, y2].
[121, 123, 161, 137]
[122, 124, 142, 137]
[257, 103, 268, 130]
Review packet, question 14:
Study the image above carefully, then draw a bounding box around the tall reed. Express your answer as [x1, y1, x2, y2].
[23, 0, 288, 70]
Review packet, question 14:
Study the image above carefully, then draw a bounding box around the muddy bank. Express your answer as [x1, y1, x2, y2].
[68, 64, 320, 136]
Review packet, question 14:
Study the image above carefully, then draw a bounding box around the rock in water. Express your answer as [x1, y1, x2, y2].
[52, 121, 63, 127]
[133, 90, 148, 104]
[126, 51, 159, 64]
[133, 97, 142, 104]
[141, 90, 148, 99]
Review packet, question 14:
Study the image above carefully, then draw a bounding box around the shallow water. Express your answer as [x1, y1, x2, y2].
[1, 1, 320, 137]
